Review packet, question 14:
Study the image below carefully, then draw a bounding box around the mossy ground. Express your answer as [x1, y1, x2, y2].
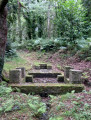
[4, 56, 28, 73]
[0, 84, 46, 120]
[48, 90, 91, 120]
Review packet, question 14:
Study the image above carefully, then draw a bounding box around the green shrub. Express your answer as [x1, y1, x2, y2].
[5, 41, 17, 58]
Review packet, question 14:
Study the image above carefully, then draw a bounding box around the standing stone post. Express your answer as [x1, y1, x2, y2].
[64, 66, 73, 83]
[47, 65, 52, 70]
[16, 67, 25, 78]
[25, 75, 33, 82]
[9, 69, 21, 83]
[39, 64, 47, 69]
[69, 69, 82, 84]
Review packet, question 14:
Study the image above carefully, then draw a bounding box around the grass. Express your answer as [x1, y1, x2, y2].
[4, 56, 30, 73]
[4, 57, 26, 72]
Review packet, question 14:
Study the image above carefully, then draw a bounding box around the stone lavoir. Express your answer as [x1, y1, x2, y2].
[9, 63, 84, 95]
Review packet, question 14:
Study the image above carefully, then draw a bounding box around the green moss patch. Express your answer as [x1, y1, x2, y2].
[9, 83, 84, 95]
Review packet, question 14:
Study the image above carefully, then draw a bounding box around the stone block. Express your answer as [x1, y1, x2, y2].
[25, 75, 33, 82]
[66, 78, 70, 83]
[9, 69, 21, 83]
[57, 75, 64, 82]
[33, 65, 40, 70]
[28, 72, 61, 78]
[10, 83, 84, 95]
[39, 63, 47, 69]
[64, 66, 73, 83]
[69, 69, 82, 84]
[47, 65, 52, 69]
[16, 67, 26, 78]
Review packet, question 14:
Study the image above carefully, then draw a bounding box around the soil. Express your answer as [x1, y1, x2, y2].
[33, 78, 58, 83]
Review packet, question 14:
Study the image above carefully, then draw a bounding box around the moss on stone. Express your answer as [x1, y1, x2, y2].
[2, 74, 9, 82]
[57, 75, 64, 82]
[25, 75, 33, 82]
[9, 83, 84, 95]
[28, 72, 61, 78]
[33, 65, 40, 69]
[33, 63, 52, 69]
[47, 65, 52, 69]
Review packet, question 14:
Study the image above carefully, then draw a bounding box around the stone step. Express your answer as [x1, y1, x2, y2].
[33, 63, 52, 70]
[28, 72, 61, 78]
[9, 83, 84, 95]
[28, 69, 61, 78]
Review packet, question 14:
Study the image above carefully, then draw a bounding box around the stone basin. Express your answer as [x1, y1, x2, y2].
[28, 69, 61, 78]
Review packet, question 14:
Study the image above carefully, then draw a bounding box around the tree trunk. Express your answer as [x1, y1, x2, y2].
[0, 0, 8, 80]
[17, 0, 22, 43]
[47, 3, 51, 38]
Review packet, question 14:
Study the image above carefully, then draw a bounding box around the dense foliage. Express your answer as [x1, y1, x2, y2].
[6, 0, 91, 55]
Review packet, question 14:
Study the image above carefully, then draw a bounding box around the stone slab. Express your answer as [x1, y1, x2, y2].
[9, 69, 21, 83]
[69, 69, 82, 84]
[57, 75, 64, 82]
[28, 72, 61, 78]
[39, 63, 47, 69]
[16, 67, 26, 78]
[47, 65, 52, 69]
[25, 75, 33, 82]
[9, 83, 84, 95]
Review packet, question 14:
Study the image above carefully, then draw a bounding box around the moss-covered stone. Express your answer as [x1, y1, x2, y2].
[9, 69, 21, 83]
[25, 75, 33, 82]
[64, 66, 73, 83]
[33, 65, 40, 69]
[2, 74, 9, 82]
[28, 72, 61, 78]
[9, 83, 84, 95]
[66, 78, 70, 83]
[47, 65, 52, 69]
[16, 67, 26, 78]
[39, 63, 47, 69]
[33, 63, 52, 70]
[57, 75, 64, 82]
[69, 69, 82, 84]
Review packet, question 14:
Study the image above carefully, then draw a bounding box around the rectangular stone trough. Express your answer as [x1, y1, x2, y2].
[9, 83, 84, 95]
[28, 72, 61, 78]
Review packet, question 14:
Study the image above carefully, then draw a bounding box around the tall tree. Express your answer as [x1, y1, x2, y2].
[0, 0, 8, 80]
[17, 0, 22, 43]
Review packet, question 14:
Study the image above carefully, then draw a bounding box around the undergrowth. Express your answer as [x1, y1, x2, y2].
[0, 82, 46, 119]
[49, 90, 91, 120]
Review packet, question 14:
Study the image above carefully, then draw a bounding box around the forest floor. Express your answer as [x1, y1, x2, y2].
[1, 50, 91, 120]
[3, 49, 91, 84]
